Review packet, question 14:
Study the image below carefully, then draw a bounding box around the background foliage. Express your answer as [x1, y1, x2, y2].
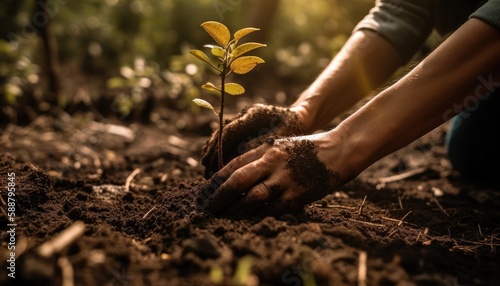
[0, 0, 378, 123]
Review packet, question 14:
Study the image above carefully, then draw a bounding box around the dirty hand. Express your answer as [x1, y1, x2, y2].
[201, 104, 305, 178]
[196, 131, 356, 216]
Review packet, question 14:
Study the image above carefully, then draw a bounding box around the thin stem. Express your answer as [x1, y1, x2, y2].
[218, 60, 226, 170]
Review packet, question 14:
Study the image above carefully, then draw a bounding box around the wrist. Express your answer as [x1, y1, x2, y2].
[296, 128, 368, 184]
[290, 99, 317, 134]
[329, 122, 375, 177]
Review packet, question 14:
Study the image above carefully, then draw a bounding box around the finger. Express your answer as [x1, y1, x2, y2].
[203, 158, 271, 213]
[197, 144, 271, 210]
[223, 181, 281, 216]
[223, 182, 272, 216]
[256, 188, 305, 217]
[217, 143, 271, 179]
[196, 173, 227, 210]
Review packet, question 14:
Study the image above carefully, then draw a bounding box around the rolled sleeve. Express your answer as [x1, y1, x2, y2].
[470, 0, 500, 30]
[353, 0, 434, 63]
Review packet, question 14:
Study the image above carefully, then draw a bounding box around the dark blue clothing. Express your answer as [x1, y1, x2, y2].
[446, 88, 500, 181]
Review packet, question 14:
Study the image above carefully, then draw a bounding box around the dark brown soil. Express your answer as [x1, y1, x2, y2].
[1, 117, 499, 286]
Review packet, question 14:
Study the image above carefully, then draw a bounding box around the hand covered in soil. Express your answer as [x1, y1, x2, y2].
[201, 104, 304, 178]
[196, 132, 357, 216]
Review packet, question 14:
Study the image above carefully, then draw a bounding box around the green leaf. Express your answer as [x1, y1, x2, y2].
[224, 83, 245, 95]
[190, 49, 220, 71]
[204, 45, 225, 58]
[201, 21, 230, 47]
[212, 47, 225, 58]
[209, 265, 224, 285]
[230, 56, 265, 74]
[233, 256, 253, 286]
[190, 49, 212, 64]
[193, 98, 217, 115]
[202, 82, 221, 94]
[234, 27, 260, 41]
[232, 42, 266, 59]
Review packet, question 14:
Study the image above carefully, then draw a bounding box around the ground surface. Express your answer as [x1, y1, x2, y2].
[0, 115, 499, 286]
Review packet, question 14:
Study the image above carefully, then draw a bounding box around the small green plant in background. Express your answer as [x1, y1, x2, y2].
[107, 57, 163, 118]
[0, 39, 40, 105]
[209, 255, 257, 286]
[190, 21, 266, 170]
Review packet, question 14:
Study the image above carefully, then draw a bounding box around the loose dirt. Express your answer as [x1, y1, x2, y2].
[1, 117, 499, 286]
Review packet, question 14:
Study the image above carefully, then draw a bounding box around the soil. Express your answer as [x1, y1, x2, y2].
[1, 114, 499, 286]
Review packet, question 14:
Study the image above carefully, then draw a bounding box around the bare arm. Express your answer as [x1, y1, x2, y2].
[198, 18, 500, 216]
[338, 18, 500, 173]
[291, 30, 404, 133]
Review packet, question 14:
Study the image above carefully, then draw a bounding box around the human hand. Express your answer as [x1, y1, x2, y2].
[196, 132, 357, 216]
[201, 104, 304, 178]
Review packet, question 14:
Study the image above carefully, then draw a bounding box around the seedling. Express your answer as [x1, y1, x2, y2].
[209, 255, 255, 286]
[190, 21, 266, 170]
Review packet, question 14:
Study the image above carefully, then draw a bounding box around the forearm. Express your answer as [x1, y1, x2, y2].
[291, 30, 403, 133]
[338, 19, 500, 172]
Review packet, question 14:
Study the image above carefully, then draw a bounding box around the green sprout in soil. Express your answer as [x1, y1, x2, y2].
[190, 21, 266, 170]
[209, 255, 256, 286]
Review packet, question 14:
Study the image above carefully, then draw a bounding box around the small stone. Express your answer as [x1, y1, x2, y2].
[431, 187, 444, 197]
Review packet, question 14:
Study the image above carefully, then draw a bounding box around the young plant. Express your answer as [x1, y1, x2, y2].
[190, 21, 266, 170]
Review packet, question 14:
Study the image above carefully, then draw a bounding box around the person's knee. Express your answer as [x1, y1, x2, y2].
[445, 93, 500, 181]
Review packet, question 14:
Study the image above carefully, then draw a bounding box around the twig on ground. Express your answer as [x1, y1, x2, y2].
[125, 168, 141, 192]
[58, 256, 75, 286]
[38, 221, 86, 258]
[478, 224, 485, 238]
[314, 203, 357, 210]
[357, 251, 367, 286]
[453, 238, 500, 247]
[381, 216, 400, 223]
[388, 228, 399, 238]
[416, 228, 428, 242]
[380, 211, 414, 227]
[379, 167, 428, 184]
[358, 195, 367, 216]
[398, 211, 412, 227]
[347, 218, 385, 228]
[422, 240, 432, 245]
[142, 206, 157, 219]
[397, 193, 403, 210]
[431, 197, 449, 217]
[131, 239, 149, 252]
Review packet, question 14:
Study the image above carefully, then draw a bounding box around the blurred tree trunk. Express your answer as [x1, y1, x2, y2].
[246, 0, 280, 43]
[36, 0, 62, 106]
[0, 0, 24, 40]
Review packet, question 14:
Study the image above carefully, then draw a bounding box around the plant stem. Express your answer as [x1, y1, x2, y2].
[218, 62, 226, 171]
